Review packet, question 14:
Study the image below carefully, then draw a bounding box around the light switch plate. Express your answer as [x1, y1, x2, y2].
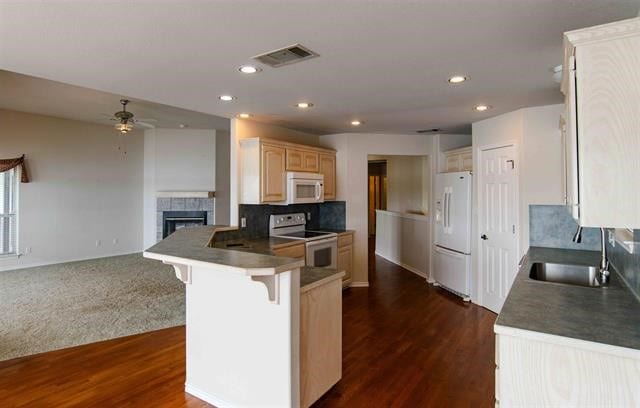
[241, 217, 247, 228]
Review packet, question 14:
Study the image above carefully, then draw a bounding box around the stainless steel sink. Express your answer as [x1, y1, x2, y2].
[529, 262, 604, 287]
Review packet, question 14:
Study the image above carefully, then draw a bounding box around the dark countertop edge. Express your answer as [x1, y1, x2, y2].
[495, 246, 640, 353]
[300, 267, 345, 292]
[144, 226, 305, 275]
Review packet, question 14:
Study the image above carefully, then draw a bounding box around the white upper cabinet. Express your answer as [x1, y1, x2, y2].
[561, 17, 640, 229]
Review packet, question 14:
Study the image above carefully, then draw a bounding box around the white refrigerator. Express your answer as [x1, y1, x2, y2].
[434, 171, 472, 299]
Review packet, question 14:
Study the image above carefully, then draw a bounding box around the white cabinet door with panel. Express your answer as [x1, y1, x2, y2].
[562, 18, 640, 228]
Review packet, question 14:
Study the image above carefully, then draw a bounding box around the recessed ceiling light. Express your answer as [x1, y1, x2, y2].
[448, 75, 468, 84]
[239, 65, 261, 74]
[219, 95, 235, 101]
[475, 104, 491, 112]
[238, 113, 251, 118]
[351, 120, 363, 126]
[296, 102, 313, 109]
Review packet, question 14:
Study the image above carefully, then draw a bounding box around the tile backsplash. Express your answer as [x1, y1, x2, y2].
[529, 205, 600, 251]
[607, 230, 640, 299]
[217, 201, 346, 241]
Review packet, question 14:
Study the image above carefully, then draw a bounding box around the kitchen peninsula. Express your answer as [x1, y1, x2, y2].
[143, 226, 344, 407]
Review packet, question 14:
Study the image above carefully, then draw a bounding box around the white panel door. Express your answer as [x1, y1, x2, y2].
[480, 146, 518, 314]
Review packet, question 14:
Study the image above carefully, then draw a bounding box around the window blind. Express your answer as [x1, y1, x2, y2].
[0, 168, 18, 256]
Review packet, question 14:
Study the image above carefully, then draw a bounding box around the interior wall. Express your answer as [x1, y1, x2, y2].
[375, 155, 429, 214]
[229, 119, 321, 226]
[319, 133, 436, 286]
[143, 128, 217, 248]
[0, 109, 144, 271]
[471, 104, 564, 302]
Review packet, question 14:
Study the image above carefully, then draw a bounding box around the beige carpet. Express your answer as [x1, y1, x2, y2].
[0, 253, 185, 361]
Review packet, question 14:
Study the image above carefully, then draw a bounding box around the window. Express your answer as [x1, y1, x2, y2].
[0, 168, 18, 256]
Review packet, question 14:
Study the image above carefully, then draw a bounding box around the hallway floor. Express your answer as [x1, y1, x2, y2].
[0, 252, 496, 407]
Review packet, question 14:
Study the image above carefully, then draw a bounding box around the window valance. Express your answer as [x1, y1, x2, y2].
[0, 155, 29, 183]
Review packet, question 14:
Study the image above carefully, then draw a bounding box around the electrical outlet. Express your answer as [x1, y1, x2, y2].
[240, 217, 247, 228]
[307, 212, 311, 220]
[113, 238, 119, 245]
[95, 240, 101, 247]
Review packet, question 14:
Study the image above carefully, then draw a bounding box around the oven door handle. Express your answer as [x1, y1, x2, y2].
[307, 236, 337, 246]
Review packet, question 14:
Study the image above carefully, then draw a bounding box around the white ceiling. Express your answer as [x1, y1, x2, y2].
[0, 70, 230, 130]
[1, 1, 638, 135]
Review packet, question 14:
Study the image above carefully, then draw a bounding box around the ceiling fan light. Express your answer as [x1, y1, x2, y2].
[115, 122, 134, 134]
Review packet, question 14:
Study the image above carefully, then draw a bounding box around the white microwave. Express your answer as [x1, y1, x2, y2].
[286, 172, 324, 204]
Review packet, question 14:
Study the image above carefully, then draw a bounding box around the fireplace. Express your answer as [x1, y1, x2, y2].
[162, 211, 207, 239]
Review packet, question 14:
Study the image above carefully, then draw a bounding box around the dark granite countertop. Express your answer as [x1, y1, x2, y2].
[212, 236, 301, 255]
[212, 236, 344, 290]
[496, 247, 640, 351]
[300, 266, 344, 292]
[144, 226, 304, 275]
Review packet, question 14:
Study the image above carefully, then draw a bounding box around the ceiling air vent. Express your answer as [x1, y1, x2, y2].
[417, 128, 441, 133]
[253, 44, 319, 68]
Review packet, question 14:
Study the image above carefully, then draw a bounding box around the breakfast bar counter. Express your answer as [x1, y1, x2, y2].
[143, 226, 343, 408]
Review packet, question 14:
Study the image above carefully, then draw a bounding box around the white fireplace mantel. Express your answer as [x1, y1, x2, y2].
[156, 191, 215, 198]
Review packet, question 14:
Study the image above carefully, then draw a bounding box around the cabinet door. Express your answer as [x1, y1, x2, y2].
[564, 57, 580, 221]
[445, 154, 460, 172]
[286, 148, 305, 171]
[300, 279, 342, 407]
[318, 153, 336, 200]
[576, 36, 640, 228]
[337, 245, 352, 283]
[261, 144, 286, 202]
[460, 151, 473, 171]
[303, 151, 319, 172]
[272, 243, 306, 259]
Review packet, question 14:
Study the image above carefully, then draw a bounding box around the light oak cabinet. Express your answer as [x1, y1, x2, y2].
[337, 231, 354, 287]
[495, 330, 640, 406]
[318, 153, 336, 200]
[443, 146, 472, 173]
[300, 277, 342, 407]
[240, 137, 337, 204]
[561, 18, 640, 228]
[286, 148, 319, 173]
[271, 242, 306, 259]
[261, 144, 287, 203]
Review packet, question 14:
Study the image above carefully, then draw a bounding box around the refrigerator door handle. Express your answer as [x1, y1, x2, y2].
[443, 191, 448, 229]
[444, 190, 452, 231]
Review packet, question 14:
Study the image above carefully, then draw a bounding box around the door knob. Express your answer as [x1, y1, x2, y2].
[481, 234, 488, 240]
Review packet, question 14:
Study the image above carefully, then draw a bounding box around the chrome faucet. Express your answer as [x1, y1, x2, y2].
[598, 228, 610, 285]
[572, 225, 609, 285]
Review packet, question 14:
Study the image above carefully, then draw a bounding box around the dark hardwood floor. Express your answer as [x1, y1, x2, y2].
[0, 245, 496, 407]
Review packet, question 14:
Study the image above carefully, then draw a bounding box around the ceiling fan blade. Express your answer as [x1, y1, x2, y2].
[135, 118, 157, 122]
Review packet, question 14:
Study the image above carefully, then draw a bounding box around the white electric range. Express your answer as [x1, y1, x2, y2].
[269, 213, 337, 269]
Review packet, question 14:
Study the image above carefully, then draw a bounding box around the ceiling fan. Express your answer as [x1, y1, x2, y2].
[99, 99, 157, 134]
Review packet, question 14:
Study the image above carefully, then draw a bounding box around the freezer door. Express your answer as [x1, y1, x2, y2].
[434, 171, 472, 254]
[434, 245, 471, 297]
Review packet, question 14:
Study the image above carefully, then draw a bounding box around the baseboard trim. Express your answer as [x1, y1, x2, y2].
[350, 281, 370, 288]
[375, 251, 427, 279]
[185, 383, 234, 407]
[0, 250, 143, 272]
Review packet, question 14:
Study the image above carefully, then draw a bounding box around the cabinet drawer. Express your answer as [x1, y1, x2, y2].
[337, 233, 353, 248]
[273, 243, 306, 259]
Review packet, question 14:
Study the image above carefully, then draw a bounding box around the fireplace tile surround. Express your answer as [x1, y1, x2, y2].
[156, 197, 214, 242]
